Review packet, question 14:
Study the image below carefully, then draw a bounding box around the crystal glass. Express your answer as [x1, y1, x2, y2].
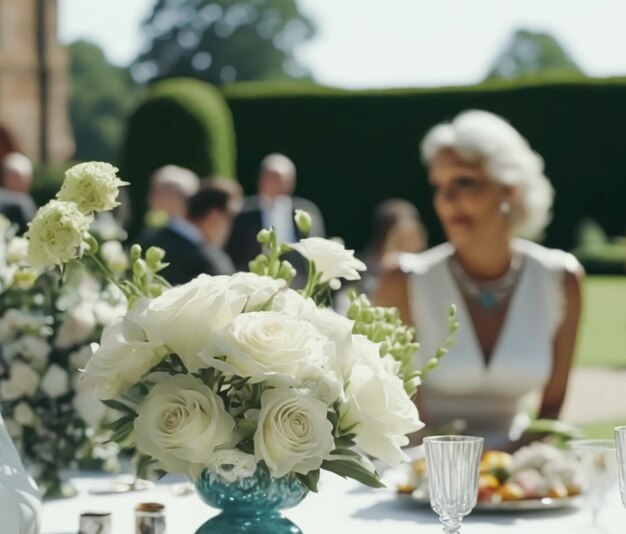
[570, 439, 617, 531]
[194, 467, 308, 534]
[615, 427, 626, 508]
[424, 435, 484, 534]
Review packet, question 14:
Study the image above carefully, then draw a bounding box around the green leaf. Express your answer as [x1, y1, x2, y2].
[106, 423, 134, 444]
[321, 458, 385, 489]
[104, 414, 135, 431]
[102, 399, 137, 415]
[334, 434, 357, 448]
[296, 469, 320, 492]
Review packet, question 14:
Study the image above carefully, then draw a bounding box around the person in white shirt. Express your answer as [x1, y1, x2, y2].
[226, 154, 325, 275]
[376, 110, 584, 450]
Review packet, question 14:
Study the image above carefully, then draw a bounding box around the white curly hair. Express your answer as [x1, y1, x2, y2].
[421, 110, 554, 238]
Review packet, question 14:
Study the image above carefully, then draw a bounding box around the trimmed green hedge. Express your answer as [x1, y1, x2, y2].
[121, 78, 236, 235]
[223, 78, 626, 253]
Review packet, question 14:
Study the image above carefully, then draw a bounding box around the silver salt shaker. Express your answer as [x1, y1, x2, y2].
[79, 511, 111, 534]
[135, 502, 166, 534]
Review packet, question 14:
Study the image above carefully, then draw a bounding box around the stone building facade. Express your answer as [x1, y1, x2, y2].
[0, 0, 73, 163]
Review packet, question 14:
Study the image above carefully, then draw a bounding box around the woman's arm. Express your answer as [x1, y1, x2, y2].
[537, 265, 585, 420]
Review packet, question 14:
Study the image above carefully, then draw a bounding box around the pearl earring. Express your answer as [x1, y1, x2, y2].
[500, 201, 511, 215]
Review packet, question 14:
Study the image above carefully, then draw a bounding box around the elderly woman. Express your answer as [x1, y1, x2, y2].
[0, 413, 41, 533]
[376, 110, 583, 450]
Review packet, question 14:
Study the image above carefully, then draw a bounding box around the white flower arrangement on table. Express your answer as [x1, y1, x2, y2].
[0, 210, 126, 497]
[25, 161, 458, 492]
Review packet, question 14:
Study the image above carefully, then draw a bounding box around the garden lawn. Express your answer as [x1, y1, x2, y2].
[575, 276, 626, 368]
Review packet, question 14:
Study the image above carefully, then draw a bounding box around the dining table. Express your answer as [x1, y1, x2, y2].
[42, 469, 624, 534]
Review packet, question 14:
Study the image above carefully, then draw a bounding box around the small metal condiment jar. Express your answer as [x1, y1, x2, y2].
[79, 511, 111, 534]
[135, 502, 166, 534]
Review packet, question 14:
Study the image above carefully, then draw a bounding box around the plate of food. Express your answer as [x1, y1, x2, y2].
[396, 442, 583, 512]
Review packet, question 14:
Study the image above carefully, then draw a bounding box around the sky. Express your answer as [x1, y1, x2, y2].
[59, 0, 626, 88]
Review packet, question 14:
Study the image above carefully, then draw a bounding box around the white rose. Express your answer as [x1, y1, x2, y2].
[83, 301, 166, 400]
[13, 402, 36, 426]
[339, 335, 423, 466]
[134, 374, 235, 477]
[100, 240, 129, 273]
[211, 449, 257, 482]
[208, 311, 332, 383]
[26, 200, 93, 268]
[137, 273, 285, 372]
[73, 389, 107, 429]
[6, 237, 29, 264]
[299, 372, 343, 405]
[40, 364, 70, 398]
[255, 388, 335, 478]
[57, 161, 128, 213]
[0, 361, 39, 400]
[55, 302, 97, 349]
[273, 292, 357, 382]
[17, 335, 51, 369]
[288, 237, 366, 286]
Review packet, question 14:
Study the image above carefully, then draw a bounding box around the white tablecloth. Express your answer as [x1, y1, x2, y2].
[43, 471, 624, 534]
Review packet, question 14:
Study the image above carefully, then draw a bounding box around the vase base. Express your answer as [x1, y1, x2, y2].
[195, 512, 302, 534]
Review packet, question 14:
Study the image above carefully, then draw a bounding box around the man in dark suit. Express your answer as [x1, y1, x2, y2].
[226, 154, 325, 274]
[140, 186, 237, 285]
[1, 153, 37, 234]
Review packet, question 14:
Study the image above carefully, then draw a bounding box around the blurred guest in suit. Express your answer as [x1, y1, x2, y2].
[140, 186, 237, 285]
[202, 175, 244, 213]
[359, 199, 427, 297]
[141, 165, 200, 236]
[0, 153, 36, 234]
[226, 154, 325, 272]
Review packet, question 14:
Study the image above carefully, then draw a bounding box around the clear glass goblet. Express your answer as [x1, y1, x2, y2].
[423, 435, 484, 534]
[615, 427, 626, 509]
[570, 439, 617, 531]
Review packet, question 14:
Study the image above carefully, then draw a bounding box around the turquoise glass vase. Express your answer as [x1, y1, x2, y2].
[194, 467, 309, 534]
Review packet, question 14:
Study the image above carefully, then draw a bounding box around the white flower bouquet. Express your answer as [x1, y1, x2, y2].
[0, 215, 125, 496]
[25, 162, 457, 493]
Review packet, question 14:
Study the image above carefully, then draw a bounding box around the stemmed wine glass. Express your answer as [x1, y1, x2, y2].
[423, 435, 484, 534]
[615, 427, 626, 509]
[570, 439, 617, 532]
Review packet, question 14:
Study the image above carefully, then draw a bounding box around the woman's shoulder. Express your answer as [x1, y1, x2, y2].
[396, 243, 454, 276]
[514, 239, 583, 275]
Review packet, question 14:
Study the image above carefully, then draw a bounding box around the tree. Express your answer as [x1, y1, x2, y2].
[68, 41, 139, 163]
[132, 0, 315, 85]
[486, 29, 584, 81]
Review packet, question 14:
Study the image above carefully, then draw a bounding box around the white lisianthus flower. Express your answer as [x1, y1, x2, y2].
[17, 335, 51, 369]
[13, 402, 36, 426]
[288, 237, 366, 286]
[83, 300, 167, 400]
[4, 418, 22, 439]
[6, 236, 29, 264]
[0, 361, 40, 400]
[55, 302, 97, 349]
[26, 200, 93, 268]
[57, 162, 128, 213]
[100, 240, 129, 273]
[339, 335, 423, 466]
[40, 364, 70, 398]
[69, 345, 94, 371]
[138, 273, 285, 372]
[208, 311, 331, 383]
[211, 449, 258, 482]
[255, 388, 335, 478]
[73, 389, 107, 429]
[134, 374, 236, 477]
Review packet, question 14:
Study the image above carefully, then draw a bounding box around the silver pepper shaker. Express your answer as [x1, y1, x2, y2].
[135, 502, 166, 534]
[79, 511, 111, 534]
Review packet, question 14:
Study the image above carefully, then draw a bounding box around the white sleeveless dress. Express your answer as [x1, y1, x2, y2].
[0, 413, 41, 534]
[400, 239, 578, 450]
